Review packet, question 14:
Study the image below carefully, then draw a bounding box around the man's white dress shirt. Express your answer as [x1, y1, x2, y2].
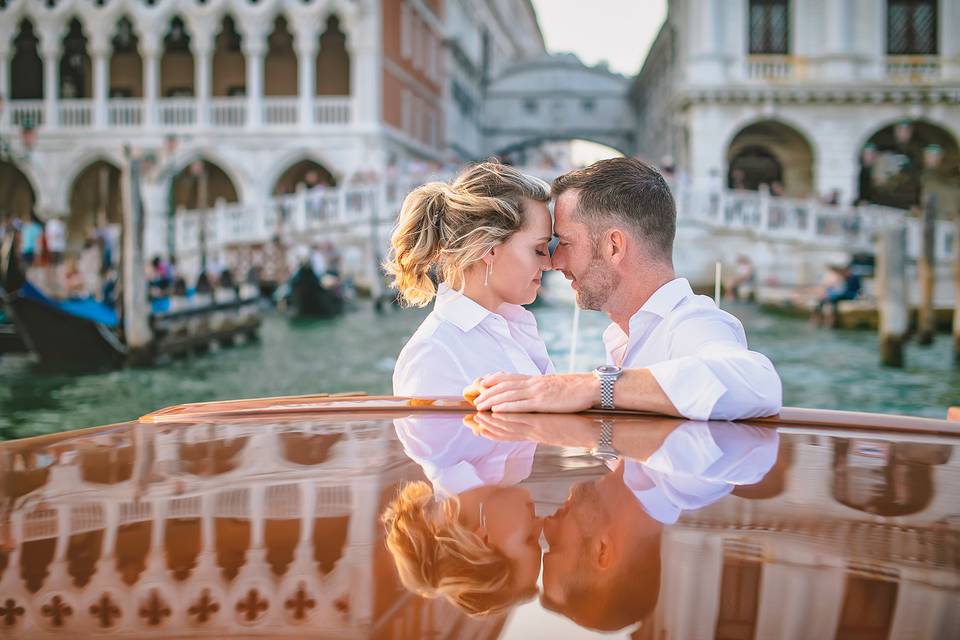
[621, 421, 779, 524]
[604, 278, 782, 420]
[393, 284, 555, 397]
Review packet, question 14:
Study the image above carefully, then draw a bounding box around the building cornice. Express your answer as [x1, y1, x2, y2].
[675, 84, 960, 109]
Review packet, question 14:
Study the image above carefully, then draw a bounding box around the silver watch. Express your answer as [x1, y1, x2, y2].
[593, 365, 622, 410]
[592, 419, 618, 462]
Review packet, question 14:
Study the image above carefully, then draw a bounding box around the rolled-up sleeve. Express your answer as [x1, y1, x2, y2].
[647, 313, 782, 421]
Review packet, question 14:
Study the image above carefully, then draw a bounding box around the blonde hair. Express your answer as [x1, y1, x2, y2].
[384, 162, 550, 307]
[381, 481, 528, 617]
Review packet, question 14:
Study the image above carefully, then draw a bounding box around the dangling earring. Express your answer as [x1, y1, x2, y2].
[484, 260, 493, 287]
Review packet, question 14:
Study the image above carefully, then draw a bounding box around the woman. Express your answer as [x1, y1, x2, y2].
[382, 414, 543, 617]
[386, 162, 555, 397]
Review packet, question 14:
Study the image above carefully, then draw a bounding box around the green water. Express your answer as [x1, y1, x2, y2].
[1, 301, 957, 439]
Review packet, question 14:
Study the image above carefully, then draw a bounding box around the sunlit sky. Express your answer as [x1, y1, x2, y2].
[529, 0, 668, 164]
[530, 0, 668, 76]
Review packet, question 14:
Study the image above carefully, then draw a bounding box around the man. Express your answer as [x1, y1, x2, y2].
[472, 157, 782, 420]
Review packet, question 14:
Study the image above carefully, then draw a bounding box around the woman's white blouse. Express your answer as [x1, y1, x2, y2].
[393, 284, 555, 397]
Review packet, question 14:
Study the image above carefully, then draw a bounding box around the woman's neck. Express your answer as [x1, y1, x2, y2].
[458, 272, 504, 314]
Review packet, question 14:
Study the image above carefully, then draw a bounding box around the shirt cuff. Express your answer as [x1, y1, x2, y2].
[647, 356, 727, 421]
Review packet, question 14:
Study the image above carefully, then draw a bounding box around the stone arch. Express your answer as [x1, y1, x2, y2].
[271, 159, 338, 195]
[492, 135, 631, 165]
[316, 14, 350, 96]
[0, 160, 37, 220]
[170, 157, 241, 210]
[161, 14, 194, 98]
[109, 15, 142, 98]
[212, 13, 245, 97]
[10, 18, 43, 101]
[59, 16, 92, 99]
[264, 13, 296, 96]
[854, 117, 960, 210]
[67, 158, 123, 251]
[264, 150, 342, 197]
[724, 118, 816, 197]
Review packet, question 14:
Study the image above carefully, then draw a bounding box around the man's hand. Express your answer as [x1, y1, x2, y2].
[471, 372, 599, 413]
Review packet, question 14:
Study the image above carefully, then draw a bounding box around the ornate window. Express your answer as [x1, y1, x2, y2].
[887, 0, 937, 55]
[748, 0, 790, 55]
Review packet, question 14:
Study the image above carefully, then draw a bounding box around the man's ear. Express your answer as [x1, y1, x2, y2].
[608, 229, 627, 264]
[594, 534, 614, 569]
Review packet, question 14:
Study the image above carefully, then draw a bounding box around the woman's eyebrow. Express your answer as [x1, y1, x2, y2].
[538, 236, 552, 242]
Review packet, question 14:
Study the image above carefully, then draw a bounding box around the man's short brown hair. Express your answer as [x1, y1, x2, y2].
[552, 157, 676, 262]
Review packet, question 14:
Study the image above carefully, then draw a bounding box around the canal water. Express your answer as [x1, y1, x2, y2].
[1, 295, 957, 439]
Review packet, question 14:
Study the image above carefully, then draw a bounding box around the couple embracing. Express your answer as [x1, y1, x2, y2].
[388, 156, 781, 420]
[377, 158, 783, 623]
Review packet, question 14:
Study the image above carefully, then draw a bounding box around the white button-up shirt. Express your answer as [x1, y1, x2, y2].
[394, 415, 536, 498]
[620, 421, 779, 524]
[393, 284, 555, 397]
[604, 278, 782, 420]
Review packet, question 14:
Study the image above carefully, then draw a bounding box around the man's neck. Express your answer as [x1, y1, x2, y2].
[605, 265, 676, 335]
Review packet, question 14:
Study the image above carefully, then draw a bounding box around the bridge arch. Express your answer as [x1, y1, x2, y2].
[483, 53, 635, 159]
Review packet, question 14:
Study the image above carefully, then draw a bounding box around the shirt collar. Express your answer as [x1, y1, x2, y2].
[637, 277, 694, 319]
[602, 278, 694, 347]
[434, 284, 490, 332]
[434, 283, 536, 332]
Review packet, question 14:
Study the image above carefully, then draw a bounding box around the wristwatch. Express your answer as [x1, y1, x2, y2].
[591, 419, 618, 462]
[593, 365, 622, 410]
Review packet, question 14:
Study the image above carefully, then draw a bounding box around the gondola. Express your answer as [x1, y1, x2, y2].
[0, 235, 126, 368]
[281, 264, 346, 319]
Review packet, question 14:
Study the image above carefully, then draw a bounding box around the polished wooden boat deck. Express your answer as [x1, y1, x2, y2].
[1, 398, 957, 638]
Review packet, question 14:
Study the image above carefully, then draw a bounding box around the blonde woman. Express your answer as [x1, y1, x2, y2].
[386, 161, 555, 397]
[382, 415, 543, 616]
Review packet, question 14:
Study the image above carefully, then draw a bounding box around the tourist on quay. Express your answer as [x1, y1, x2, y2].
[465, 157, 782, 420]
[812, 263, 862, 327]
[20, 212, 43, 269]
[724, 254, 756, 302]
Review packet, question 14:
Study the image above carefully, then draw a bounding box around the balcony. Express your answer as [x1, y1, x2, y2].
[885, 56, 941, 83]
[0, 96, 354, 133]
[744, 55, 806, 82]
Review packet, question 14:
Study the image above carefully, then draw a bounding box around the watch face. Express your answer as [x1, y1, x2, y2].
[596, 365, 621, 375]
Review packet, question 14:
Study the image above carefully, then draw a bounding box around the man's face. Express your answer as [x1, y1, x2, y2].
[551, 190, 619, 311]
[541, 479, 609, 604]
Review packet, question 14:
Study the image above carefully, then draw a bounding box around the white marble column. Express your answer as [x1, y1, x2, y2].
[822, 0, 855, 80]
[91, 36, 110, 128]
[39, 33, 61, 129]
[941, 0, 960, 80]
[243, 38, 266, 128]
[141, 34, 161, 127]
[194, 35, 213, 128]
[346, 9, 381, 128]
[294, 33, 317, 128]
[0, 46, 10, 130]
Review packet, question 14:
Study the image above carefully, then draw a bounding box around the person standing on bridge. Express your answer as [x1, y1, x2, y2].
[470, 157, 782, 421]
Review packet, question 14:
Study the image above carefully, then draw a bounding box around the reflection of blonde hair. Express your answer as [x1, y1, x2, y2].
[384, 162, 550, 307]
[380, 481, 523, 617]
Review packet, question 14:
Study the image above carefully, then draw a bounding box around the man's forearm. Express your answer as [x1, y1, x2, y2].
[581, 369, 680, 416]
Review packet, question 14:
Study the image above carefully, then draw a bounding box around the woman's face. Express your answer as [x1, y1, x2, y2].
[481, 486, 544, 592]
[489, 200, 553, 306]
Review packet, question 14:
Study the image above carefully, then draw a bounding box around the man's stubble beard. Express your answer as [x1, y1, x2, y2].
[575, 258, 620, 312]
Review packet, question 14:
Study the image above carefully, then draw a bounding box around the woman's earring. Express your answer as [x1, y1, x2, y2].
[484, 260, 492, 287]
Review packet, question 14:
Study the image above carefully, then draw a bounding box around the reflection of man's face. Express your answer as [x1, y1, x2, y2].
[542, 480, 608, 603]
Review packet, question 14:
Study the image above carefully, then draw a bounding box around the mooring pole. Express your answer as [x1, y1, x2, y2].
[121, 150, 153, 365]
[953, 213, 960, 365]
[877, 226, 908, 368]
[917, 193, 937, 345]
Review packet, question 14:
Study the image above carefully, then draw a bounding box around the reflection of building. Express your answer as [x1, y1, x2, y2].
[0, 0, 544, 252]
[655, 433, 959, 640]
[633, 0, 960, 208]
[0, 418, 507, 637]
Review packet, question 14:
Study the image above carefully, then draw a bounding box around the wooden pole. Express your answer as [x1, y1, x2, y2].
[916, 193, 937, 345]
[878, 226, 908, 367]
[953, 213, 960, 365]
[121, 150, 153, 365]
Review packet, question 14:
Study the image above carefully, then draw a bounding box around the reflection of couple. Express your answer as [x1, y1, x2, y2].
[388, 158, 781, 421]
[382, 414, 779, 630]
